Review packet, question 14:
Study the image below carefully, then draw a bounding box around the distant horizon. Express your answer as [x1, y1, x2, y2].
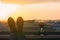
[0, 19, 60, 23]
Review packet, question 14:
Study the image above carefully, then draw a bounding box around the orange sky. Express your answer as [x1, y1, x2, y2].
[0, 0, 60, 21]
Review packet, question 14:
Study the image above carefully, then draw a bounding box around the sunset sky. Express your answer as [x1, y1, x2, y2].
[0, 0, 60, 21]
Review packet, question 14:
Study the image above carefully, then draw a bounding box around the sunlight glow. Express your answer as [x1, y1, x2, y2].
[0, 1, 60, 21]
[0, 2, 21, 21]
[22, 2, 60, 20]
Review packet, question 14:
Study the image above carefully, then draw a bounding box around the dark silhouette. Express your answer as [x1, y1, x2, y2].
[39, 22, 45, 32]
[39, 22, 45, 28]
[8, 17, 25, 40]
[39, 22, 46, 35]
[39, 22, 48, 36]
[16, 17, 24, 33]
[8, 17, 17, 40]
[8, 17, 17, 33]
[16, 17, 25, 40]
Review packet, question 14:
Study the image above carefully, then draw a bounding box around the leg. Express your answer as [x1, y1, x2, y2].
[8, 17, 17, 40]
[16, 17, 24, 33]
[16, 17, 25, 40]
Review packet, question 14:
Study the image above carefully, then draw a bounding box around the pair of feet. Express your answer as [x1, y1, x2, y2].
[8, 16, 24, 34]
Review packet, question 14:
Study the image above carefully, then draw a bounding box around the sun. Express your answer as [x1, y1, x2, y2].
[0, 2, 20, 21]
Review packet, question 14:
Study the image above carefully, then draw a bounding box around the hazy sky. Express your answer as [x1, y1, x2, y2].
[2, 0, 60, 4]
[0, 0, 60, 21]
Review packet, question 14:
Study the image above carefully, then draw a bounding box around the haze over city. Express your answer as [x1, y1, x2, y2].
[0, 0, 60, 21]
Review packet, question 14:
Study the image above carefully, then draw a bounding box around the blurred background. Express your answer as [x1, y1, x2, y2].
[0, 0, 60, 40]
